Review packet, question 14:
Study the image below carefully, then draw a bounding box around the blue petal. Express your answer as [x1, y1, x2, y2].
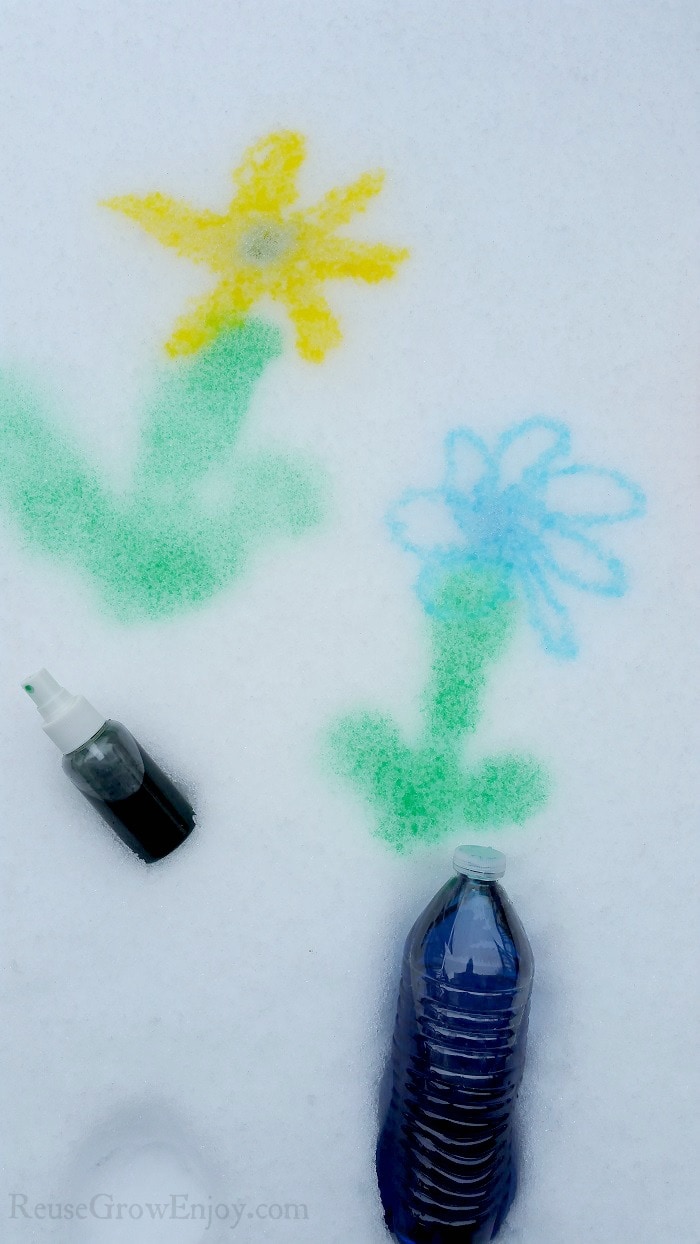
[519, 562, 579, 659]
[541, 526, 627, 596]
[386, 487, 464, 556]
[495, 417, 571, 489]
[543, 465, 646, 526]
[444, 428, 495, 495]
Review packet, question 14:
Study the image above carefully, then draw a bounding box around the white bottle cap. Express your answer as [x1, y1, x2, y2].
[22, 668, 107, 755]
[453, 844, 506, 881]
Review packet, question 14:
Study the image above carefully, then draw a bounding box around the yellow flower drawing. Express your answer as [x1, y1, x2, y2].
[103, 130, 408, 362]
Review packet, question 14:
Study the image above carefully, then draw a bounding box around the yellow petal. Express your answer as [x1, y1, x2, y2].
[306, 169, 385, 230]
[165, 275, 261, 356]
[103, 192, 226, 266]
[231, 130, 306, 214]
[284, 288, 343, 362]
[306, 238, 409, 282]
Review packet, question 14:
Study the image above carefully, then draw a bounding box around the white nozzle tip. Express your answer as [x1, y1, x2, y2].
[453, 844, 506, 881]
[22, 668, 62, 707]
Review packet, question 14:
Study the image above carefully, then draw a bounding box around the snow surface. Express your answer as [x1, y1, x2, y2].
[1, 2, 700, 1242]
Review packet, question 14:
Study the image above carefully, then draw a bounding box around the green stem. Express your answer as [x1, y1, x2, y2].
[327, 565, 549, 852]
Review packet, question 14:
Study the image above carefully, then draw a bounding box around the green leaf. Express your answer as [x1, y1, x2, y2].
[461, 755, 550, 824]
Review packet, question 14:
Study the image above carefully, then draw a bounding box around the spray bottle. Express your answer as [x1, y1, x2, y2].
[23, 669, 196, 863]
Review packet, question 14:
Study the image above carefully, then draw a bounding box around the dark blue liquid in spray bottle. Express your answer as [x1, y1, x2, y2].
[23, 668, 195, 863]
[377, 846, 533, 1244]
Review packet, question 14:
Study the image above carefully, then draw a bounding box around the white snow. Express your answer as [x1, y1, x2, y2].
[1, 3, 699, 1242]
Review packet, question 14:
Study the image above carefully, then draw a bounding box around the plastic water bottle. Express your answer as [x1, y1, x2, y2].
[377, 845, 534, 1243]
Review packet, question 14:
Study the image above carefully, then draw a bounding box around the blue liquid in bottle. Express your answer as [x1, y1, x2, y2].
[377, 845, 533, 1244]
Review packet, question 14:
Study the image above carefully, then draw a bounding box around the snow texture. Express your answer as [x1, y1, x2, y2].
[1, 2, 699, 1242]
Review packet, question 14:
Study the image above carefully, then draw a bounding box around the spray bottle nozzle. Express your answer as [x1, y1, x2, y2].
[22, 667, 107, 754]
[23, 668, 73, 720]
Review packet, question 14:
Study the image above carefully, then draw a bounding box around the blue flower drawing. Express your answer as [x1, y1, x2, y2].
[387, 418, 646, 659]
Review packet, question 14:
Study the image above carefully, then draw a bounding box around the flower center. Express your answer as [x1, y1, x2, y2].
[454, 487, 536, 565]
[238, 220, 295, 267]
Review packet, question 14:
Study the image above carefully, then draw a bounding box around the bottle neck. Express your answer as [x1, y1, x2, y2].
[462, 874, 498, 890]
